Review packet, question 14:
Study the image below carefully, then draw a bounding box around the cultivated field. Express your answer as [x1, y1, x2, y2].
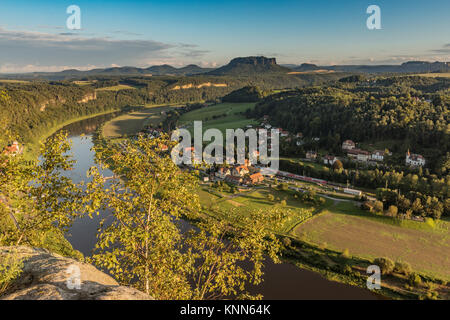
[0, 79, 29, 84]
[96, 84, 137, 91]
[102, 105, 178, 138]
[179, 102, 258, 135]
[294, 202, 450, 280]
[198, 186, 327, 234]
[414, 73, 450, 78]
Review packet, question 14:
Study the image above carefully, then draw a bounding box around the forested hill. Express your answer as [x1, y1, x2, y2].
[249, 76, 450, 172]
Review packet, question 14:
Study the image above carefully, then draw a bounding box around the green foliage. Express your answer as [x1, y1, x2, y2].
[0, 131, 83, 255]
[223, 86, 264, 102]
[87, 135, 281, 300]
[0, 249, 23, 296]
[341, 248, 350, 258]
[409, 273, 422, 287]
[373, 257, 395, 275]
[394, 261, 412, 275]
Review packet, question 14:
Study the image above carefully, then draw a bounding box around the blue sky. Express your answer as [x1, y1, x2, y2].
[0, 0, 448, 73]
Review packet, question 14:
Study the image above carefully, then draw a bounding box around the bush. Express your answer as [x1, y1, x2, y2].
[424, 218, 436, 229]
[341, 248, 350, 258]
[282, 237, 292, 247]
[409, 273, 422, 287]
[394, 261, 412, 275]
[0, 251, 24, 295]
[373, 257, 395, 275]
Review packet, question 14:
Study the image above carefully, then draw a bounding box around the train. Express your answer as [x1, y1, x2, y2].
[275, 170, 362, 195]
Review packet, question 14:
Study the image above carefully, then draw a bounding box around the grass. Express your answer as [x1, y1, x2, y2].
[102, 104, 181, 138]
[413, 73, 450, 78]
[0, 79, 29, 84]
[24, 108, 124, 160]
[179, 102, 258, 135]
[198, 186, 325, 234]
[73, 80, 97, 86]
[281, 157, 330, 173]
[294, 201, 450, 281]
[96, 84, 137, 92]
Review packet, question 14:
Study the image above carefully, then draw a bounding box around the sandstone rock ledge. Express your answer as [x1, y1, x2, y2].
[0, 246, 152, 300]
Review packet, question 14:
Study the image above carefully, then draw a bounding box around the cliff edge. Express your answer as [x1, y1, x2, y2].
[0, 246, 152, 300]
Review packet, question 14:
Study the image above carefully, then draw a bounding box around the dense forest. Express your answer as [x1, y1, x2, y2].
[249, 76, 450, 172]
[0, 72, 347, 146]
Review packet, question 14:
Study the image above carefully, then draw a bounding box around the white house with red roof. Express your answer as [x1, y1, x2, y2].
[406, 150, 425, 167]
[342, 140, 356, 151]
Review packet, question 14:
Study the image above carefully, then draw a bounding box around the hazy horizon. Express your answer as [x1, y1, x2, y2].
[0, 0, 449, 73]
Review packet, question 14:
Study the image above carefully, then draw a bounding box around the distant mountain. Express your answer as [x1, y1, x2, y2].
[289, 61, 449, 74]
[1, 64, 213, 80]
[208, 57, 291, 76]
[293, 63, 322, 72]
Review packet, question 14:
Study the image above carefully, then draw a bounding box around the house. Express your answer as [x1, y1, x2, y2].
[371, 150, 385, 162]
[215, 167, 231, 179]
[323, 155, 337, 165]
[296, 133, 303, 139]
[347, 149, 370, 162]
[342, 140, 356, 151]
[306, 151, 317, 161]
[244, 172, 265, 185]
[232, 165, 249, 177]
[406, 150, 425, 167]
[280, 131, 289, 138]
[225, 175, 243, 185]
[2, 141, 23, 156]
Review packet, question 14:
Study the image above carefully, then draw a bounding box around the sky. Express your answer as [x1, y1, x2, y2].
[0, 0, 449, 73]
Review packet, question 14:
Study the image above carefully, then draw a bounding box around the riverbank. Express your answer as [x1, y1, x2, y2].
[24, 108, 127, 160]
[90, 107, 448, 300]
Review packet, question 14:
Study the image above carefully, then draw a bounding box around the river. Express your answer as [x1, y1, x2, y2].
[57, 113, 380, 300]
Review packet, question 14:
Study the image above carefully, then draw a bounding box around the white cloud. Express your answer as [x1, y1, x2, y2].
[0, 27, 209, 73]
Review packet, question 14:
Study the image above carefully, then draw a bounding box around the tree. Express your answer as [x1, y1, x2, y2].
[332, 160, 343, 172]
[0, 131, 82, 249]
[387, 205, 398, 217]
[374, 201, 384, 214]
[87, 135, 281, 300]
[373, 257, 395, 275]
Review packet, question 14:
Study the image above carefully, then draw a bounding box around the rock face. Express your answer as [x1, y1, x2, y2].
[0, 247, 152, 300]
[208, 56, 290, 75]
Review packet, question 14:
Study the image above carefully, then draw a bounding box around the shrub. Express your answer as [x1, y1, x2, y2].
[0, 251, 24, 296]
[373, 257, 395, 275]
[394, 261, 412, 275]
[408, 273, 422, 287]
[343, 265, 353, 274]
[282, 237, 291, 247]
[424, 218, 436, 229]
[341, 248, 350, 258]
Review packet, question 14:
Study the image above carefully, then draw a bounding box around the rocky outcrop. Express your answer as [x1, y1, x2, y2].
[207, 56, 290, 75]
[77, 92, 97, 104]
[171, 82, 228, 90]
[0, 247, 152, 300]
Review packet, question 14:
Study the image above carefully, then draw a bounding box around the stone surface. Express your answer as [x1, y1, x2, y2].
[0, 246, 152, 300]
